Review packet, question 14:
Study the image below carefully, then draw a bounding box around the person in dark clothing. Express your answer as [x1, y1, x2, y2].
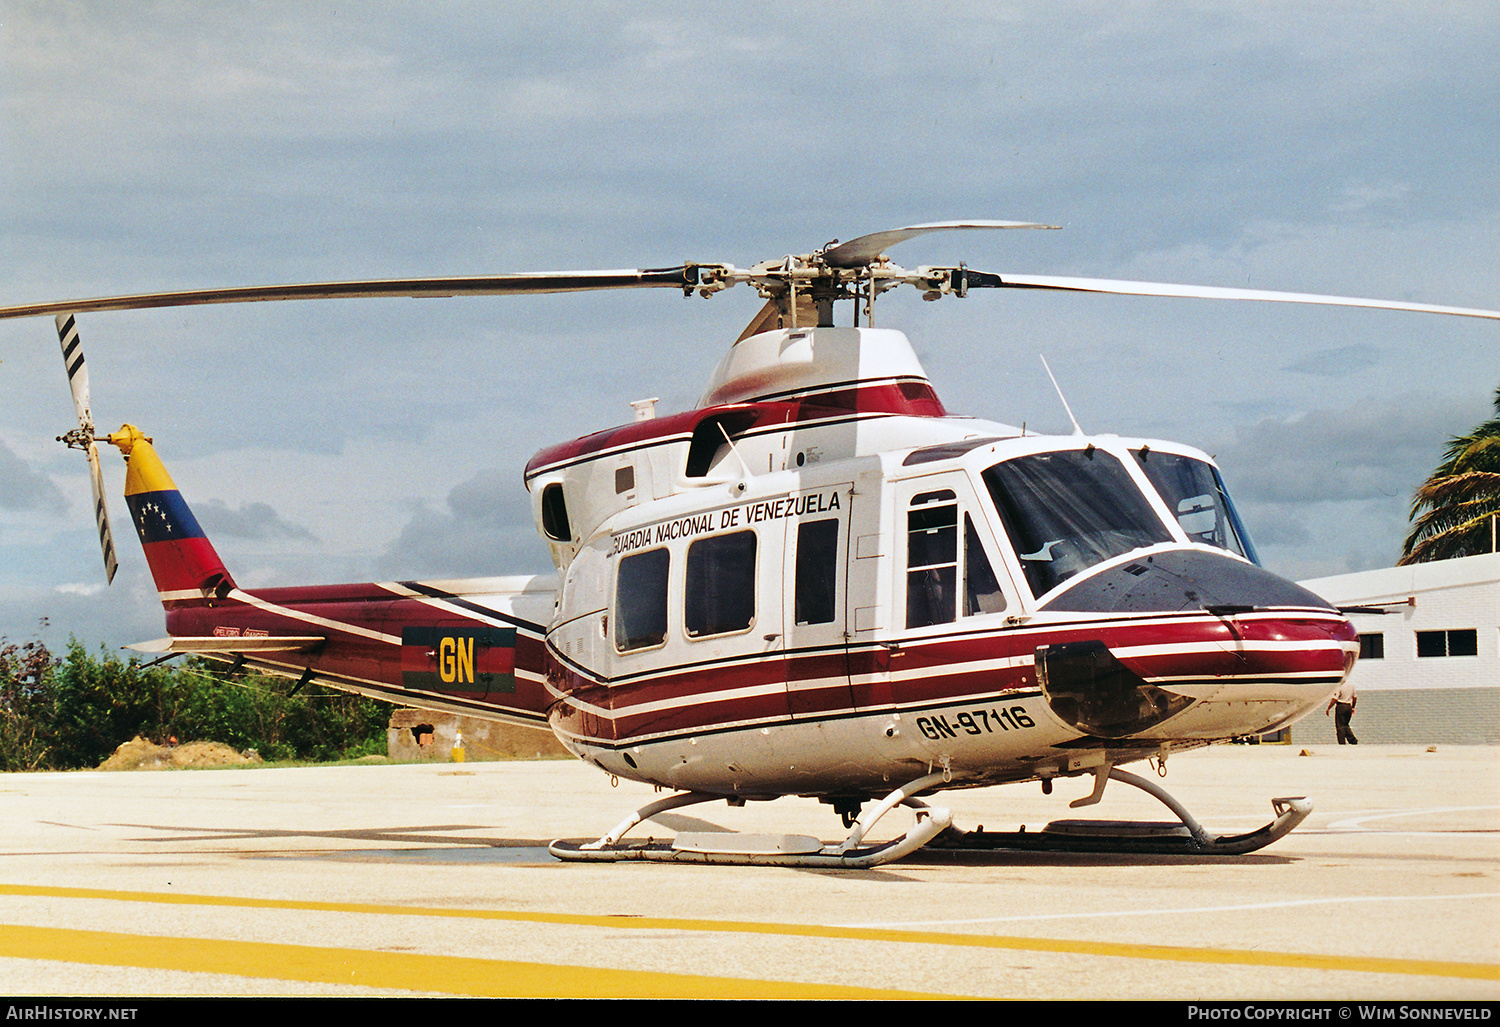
[1325, 680, 1358, 744]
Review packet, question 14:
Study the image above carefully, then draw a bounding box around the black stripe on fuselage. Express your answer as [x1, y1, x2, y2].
[397, 580, 548, 635]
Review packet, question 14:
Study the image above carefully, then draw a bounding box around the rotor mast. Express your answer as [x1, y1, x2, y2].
[690, 221, 1063, 333]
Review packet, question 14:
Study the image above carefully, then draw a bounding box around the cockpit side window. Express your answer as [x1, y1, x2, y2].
[964, 513, 1006, 615]
[982, 449, 1172, 598]
[906, 490, 1008, 627]
[1132, 448, 1259, 563]
[906, 490, 959, 628]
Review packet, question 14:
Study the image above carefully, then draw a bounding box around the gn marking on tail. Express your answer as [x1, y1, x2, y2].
[400, 626, 517, 693]
[438, 635, 474, 684]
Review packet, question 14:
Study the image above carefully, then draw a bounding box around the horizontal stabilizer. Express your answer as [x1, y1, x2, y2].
[128, 635, 325, 654]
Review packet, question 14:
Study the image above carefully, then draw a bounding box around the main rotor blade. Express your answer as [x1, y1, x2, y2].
[953, 270, 1500, 321]
[0, 266, 702, 321]
[822, 221, 1059, 269]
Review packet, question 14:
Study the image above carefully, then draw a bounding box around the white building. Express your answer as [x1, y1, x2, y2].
[1296, 552, 1500, 744]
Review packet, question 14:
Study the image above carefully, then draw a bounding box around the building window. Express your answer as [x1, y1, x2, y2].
[1416, 629, 1478, 658]
[1358, 633, 1384, 660]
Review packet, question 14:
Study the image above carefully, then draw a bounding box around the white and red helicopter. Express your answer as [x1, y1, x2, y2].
[7, 221, 1497, 868]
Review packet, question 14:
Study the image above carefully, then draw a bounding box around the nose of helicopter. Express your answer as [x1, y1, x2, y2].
[1039, 547, 1336, 616]
[1034, 548, 1358, 740]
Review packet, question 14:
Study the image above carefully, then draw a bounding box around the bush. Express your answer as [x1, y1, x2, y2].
[0, 639, 57, 771]
[0, 638, 389, 770]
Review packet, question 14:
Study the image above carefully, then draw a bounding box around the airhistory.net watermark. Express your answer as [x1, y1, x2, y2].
[5, 1008, 137, 1021]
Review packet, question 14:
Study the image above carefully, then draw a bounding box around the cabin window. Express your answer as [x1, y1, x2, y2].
[685, 531, 757, 637]
[983, 449, 1172, 598]
[615, 548, 670, 651]
[795, 519, 839, 625]
[1416, 629, 1478, 658]
[1132, 448, 1258, 562]
[540, 483, 571, 542]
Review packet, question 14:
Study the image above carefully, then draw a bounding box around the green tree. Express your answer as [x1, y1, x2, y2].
[0, 639, 389, 770]
[48, 640, 176, 768]
[1400, 385, 1500, 564]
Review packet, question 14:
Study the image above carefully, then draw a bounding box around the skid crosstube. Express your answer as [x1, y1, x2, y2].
[549, 814, 949, 869]
[550, 770, 954, 869]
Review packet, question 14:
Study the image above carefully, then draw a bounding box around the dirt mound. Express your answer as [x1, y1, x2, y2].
[98, 736, 264, 771]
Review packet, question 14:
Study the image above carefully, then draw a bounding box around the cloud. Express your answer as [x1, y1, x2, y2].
[194, 500, 317, 541]
[1215, 392, 1490, 506]
[374, 468, 552, 580]
[1210, 390, 1497, 580]
[1280, 344, 1383, 377]
[1330, 180, 1411, 215]
[0, 565, 165, 648]
[0, 441, 68, 513]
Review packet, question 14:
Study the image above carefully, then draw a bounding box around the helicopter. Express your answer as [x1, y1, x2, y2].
[7, 221, 1497, 868]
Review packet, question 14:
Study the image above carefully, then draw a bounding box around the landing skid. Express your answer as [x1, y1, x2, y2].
[930, 767, 1312, 856]
[550, 766, 1312, 867]
[550, 771, 953, 869]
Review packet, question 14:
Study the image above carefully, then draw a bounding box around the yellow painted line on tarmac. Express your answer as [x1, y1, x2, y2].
[2, 883, 1496, 985]
[0, 924, 938, 999]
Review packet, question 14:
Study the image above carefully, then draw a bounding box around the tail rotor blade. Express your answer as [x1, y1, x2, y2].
[87, 443, 119, 585]
[56, 313, 95, 432]
[54, 313, 118, 583]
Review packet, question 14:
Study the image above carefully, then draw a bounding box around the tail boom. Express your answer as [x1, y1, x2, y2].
[110, 426, 559, 728]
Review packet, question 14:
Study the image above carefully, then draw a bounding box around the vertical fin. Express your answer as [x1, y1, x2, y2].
[105, 426, 236, 605]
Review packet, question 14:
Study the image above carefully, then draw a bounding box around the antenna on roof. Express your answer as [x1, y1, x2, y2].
[1040, 355, 1085, 436]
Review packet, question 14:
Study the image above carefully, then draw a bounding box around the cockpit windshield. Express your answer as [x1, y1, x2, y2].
[981, 449, 1172, 598]
[1131, 448, 1259, 563]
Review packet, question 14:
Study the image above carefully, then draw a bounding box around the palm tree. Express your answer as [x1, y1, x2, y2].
[1399, 385, 1500, 564]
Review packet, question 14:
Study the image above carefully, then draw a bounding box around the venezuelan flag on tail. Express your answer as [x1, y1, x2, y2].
[106, 425, 236, 606]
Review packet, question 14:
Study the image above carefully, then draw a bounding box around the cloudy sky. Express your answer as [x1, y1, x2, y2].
[0, 2, 1495, 651]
